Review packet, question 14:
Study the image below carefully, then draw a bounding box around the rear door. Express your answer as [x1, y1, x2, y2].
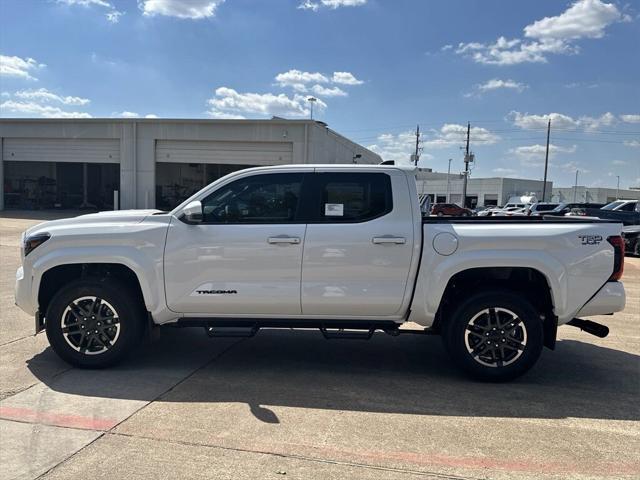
[301, 170, 416, 317]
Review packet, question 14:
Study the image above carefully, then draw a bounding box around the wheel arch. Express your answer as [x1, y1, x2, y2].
[433, 266, 558, 349]
[38, 263, 149, 320]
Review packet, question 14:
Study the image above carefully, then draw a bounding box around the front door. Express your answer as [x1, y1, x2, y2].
[164, 172, 306, 315]
[301, 170, 415, 317]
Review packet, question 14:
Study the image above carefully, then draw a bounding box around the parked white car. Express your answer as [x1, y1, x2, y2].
[15, 165, 626, 381]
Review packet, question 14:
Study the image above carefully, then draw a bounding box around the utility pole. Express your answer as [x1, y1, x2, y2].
[542, 119, 551, 201]
[461, 121, 471, 208]
[413, 124, 420, 166]
[573, 169, 579, 202]
[446, 158, 452, 203]
[616, 175, 620, 199]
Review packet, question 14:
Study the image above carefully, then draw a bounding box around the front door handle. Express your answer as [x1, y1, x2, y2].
[268, 236, 301, 244]
[372, 236, 406, 244]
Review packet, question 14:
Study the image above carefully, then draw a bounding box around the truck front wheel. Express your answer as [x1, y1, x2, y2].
[45, 279, 145, 368]
[442, 291, 543, 381]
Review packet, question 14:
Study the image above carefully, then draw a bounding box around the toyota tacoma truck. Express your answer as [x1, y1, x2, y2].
[15, 165, 627, 381]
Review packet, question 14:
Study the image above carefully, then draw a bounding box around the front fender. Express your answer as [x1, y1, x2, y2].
[32, 247, 162, 316]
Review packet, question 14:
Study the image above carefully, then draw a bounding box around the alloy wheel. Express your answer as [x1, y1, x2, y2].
[464, 307, 527, 368]
[60, 296, 121, 355]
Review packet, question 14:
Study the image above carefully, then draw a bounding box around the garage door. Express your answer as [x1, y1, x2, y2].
[155, 140, 293, 165]
[3, 138, 120, 163]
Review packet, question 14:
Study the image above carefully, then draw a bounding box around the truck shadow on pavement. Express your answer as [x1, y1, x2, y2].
[26, 328, 640, 423]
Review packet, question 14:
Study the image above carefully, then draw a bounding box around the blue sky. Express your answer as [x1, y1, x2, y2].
[0, 0, 638, 188]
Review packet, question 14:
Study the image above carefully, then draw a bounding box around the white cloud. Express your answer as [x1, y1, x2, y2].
[275, 70, 329, 88]
[0, 55, 45, 81]
[523, 0, 621, 40]
[14, 88, 90, 106]
[0, 100, 92, 118]
[112, 111, 158, 118]
[298, 0, 366, 11]
[612, 160, 628, 165]
[367, 131, 418, 163]
[115, 111, 140, 118]
[105, 10, 124, 23]
[332, 71, 363, 85]
[140, 0, 224, 19]
[620, 114, 640, 123]
[466, 78, 528, 97]
[206, 87, 326, 119]
[579, 112, 616, 131]
[477, 79, 527, 92]
[510, 143, 577, 166]
[297, 0, 320, 10]
[423, 124, 499, 149]
[509, 111, 618, 131]
[453, 1, 626, 65]
[624, 140, 640, 148]
[274, 69, 361, 97]
[57, 0, 124, 23]
[310, 84, 347, 97]
[510, 111, 578, 129]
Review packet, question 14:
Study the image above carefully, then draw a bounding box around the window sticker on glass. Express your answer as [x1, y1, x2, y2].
[325, 203, 344, 216]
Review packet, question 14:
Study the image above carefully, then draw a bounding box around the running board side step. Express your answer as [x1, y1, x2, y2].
[566, 318, 609, 338]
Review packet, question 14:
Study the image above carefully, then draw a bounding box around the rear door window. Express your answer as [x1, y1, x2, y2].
[309, 172, 393, 223]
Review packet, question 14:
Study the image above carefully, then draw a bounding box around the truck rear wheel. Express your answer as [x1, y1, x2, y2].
[45, 279, 145, 368]
[442, 290, 543, 381]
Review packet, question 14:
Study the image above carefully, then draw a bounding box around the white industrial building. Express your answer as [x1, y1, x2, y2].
[415, 169, 553, 208]
[552, 186, 640, 204]
[0, 118, 381, 211]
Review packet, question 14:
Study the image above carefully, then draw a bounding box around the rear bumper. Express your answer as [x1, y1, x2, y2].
[576, 281, 626, 317]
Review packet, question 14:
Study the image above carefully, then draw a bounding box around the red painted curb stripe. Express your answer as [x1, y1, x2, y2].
[0, 406, 118, 431]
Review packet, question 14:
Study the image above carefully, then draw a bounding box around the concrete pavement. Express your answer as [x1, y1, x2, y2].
[1, 212, 638, 480]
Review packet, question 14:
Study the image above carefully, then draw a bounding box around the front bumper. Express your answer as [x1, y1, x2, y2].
[576, 281, 626, 317]
[15, 265, 37, 316]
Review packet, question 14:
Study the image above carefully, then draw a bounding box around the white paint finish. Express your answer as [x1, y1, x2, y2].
[156, 140, 293, 165]
[432, 232, 458, 256]
[577, 281, 626, 317]
[301, 169, 419, 317]
[3, 138, 120, 164]
[409, 220, 624, 326]
[163, 217, 306, 315]
[13, 164, 625, 333]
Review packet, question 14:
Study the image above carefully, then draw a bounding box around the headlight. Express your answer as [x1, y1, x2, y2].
[24, 233, 51, 257]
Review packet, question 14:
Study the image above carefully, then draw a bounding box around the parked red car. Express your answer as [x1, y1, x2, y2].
[431, 203, 472, 217]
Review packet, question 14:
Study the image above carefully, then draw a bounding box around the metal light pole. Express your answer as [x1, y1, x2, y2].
[573, 170, 579, 202]
[307, 97, 317, 120]
[616, 175, 620, 199]
[446, 158, 452, 203]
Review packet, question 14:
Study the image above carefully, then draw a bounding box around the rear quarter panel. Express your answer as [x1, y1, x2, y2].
[409, 221, 623, 326]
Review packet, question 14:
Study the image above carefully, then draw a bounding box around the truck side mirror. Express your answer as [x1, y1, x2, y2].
[183, 200, 203, 223]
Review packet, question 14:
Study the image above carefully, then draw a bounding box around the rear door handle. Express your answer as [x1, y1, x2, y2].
[268, 236, 301, 244]
[372, 236, 406, 244]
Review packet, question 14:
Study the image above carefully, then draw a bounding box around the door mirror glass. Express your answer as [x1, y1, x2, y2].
[183, 200, 203, 223]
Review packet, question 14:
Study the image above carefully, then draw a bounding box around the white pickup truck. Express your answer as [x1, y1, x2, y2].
[15, 165, 627, 381]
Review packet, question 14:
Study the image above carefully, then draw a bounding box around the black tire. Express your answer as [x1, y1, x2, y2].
[442, 290, 543, 382]
[45, 279, 145, 368]
[437, 211, 444, 217]
[461, 212, 470, 217]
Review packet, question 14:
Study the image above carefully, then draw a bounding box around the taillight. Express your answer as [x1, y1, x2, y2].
[607, 236, 625, 281]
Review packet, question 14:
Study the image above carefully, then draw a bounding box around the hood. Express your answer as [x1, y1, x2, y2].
[25, 209, 163, 237]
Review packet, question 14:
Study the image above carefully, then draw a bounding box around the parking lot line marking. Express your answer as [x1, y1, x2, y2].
[0, 406, 118, 431]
